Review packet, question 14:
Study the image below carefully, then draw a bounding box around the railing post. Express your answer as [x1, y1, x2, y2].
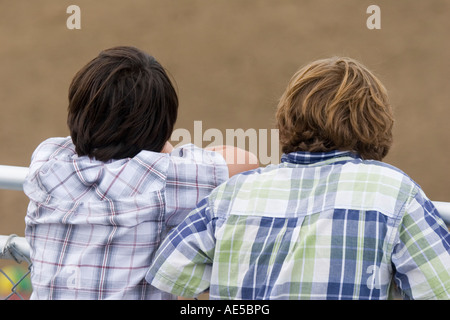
[0, 235, 31, 263]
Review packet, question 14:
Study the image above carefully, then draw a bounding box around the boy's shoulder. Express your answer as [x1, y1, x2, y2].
[162, 143, 229, 186]
[350, 158, 420, 189]
[167, 143, 228, 167]
[210, 156, 419, 188]
[206, 164, 282, 204]
[32, 139, 226, 167]
[207, 157, 422, 215]
[32, 136, 75, 159]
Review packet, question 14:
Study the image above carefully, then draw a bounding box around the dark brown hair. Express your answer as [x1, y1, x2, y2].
[67, 46, 178, 161]
[276, 57, 394, 160]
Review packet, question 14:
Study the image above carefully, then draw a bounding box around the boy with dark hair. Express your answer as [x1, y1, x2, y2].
[24, 46, 257, 299]
[146, 57, 450, 300]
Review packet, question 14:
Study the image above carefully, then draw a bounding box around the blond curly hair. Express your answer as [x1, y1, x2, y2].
[276, 57, 394, 160]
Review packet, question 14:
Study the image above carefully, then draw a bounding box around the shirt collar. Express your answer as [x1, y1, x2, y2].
[281, 150, 361, 165]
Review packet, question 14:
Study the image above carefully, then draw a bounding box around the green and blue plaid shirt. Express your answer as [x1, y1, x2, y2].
[147, 150, 450, 299]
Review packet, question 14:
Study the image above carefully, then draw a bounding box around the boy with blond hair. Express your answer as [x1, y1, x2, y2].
[146, 57, 450, 300]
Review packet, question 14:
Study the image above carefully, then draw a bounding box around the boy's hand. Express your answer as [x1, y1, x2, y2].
[206, 145, 259, 177]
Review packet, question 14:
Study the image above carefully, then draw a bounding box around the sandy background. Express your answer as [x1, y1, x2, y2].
[1, 0, 449, 237]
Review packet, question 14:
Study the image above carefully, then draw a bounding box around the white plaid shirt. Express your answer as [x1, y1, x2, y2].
[24, 137, 228, 300]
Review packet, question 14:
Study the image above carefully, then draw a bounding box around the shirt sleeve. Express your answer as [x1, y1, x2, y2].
[164, 144, 229, 229]
[392, 190, 450, 299]
[146, 197, 216, 298]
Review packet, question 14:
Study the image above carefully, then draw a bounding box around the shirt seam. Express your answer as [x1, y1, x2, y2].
[387, 185, 420, 275]
[154, 269, 199, 298]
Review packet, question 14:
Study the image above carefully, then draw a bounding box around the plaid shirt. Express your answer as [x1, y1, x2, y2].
[147, 150, 450, 300]
[24, 137, 228, 300]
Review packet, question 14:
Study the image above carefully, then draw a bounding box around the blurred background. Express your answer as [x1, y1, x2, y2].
[1, 0, 449, 238]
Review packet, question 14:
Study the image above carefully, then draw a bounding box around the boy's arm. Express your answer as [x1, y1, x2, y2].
[392, 192, 450, 299]
[146, 198, 215, 298]
[206, 145, 259, 177]
[162, 141, 258, 177]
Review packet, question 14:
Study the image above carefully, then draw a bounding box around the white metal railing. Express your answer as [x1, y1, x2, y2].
[5, 165, 450, 223]
[433, 201, 450, 226]
[0, 165, 29, 191]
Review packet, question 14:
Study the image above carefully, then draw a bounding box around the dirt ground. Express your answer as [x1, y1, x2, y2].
[1, 0, 450, 237]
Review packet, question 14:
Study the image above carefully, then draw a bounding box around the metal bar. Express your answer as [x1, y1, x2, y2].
[433, 201, 450, 226]
[0, 235, 31, 263]
[0, 165, 449, 224]
[0, 165, 28, 191]
[0, 204, 449, 264]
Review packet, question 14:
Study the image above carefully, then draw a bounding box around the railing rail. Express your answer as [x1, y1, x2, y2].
[4, 165, 450, 223]
[0, 165, 29, 191]
[433, 201, 450, 225]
